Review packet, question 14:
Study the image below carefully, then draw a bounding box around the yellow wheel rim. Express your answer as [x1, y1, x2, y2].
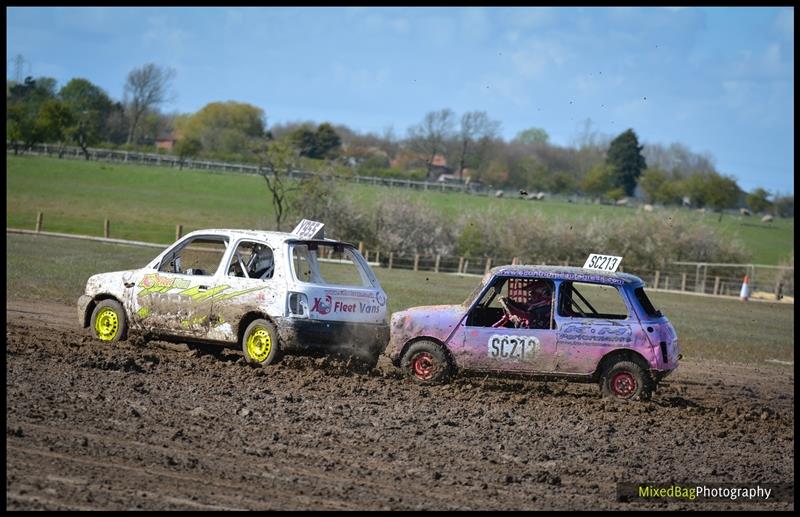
[95, 307, 119, 341]
[246, 327, 272, 362]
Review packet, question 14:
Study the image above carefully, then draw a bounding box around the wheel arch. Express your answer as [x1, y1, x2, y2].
[237, 311, 278, 345]
[83, 294, 124, 328]
[397, 336, 456, 370]
[594, 348, 650, 381]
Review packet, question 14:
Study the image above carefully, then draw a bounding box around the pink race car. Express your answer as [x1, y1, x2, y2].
[386, 264, 680, 400]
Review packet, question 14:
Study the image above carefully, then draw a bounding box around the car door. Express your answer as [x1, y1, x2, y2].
[131, 234, 230, 339]
[455, 276, 558, 373]
[206, 239, 283, 343]
[553, 280, 639, 374]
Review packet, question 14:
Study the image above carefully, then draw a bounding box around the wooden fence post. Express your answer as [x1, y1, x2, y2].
[176, 224, 183, 240]
[434, 254, 441, 273]
[681, 273, 687, 292]
[664, 276, 670, 291]
[364, 250, 370, 262]
[388, 252, 393, 270]
[458, 256, 464, 274]
[774, 281, 783, 301]
[375, 250, 380, 265]
[712, 276, 720, 295]
[413, 254, 419, 272]
[653, 271, 660, 290]
[484, 257, 493, 274]
[358, 241, 364, 255]
[104, 219, 110, 239]
[35, 212, 43, 233]
[701, 265, 708, 293]
[463, 259, 469, 274]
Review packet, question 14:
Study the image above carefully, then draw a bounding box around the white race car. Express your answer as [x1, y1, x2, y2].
[78, 220, 389, 366]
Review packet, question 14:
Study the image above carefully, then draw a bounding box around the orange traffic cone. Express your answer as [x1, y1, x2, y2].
[739, 275, 750, 301]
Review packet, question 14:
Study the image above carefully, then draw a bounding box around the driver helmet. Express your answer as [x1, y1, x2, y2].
[528, 282, 550, 304]
[251, 245, 274, 274]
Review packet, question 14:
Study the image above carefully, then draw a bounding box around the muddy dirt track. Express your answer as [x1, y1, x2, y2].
[5, 300, 795, 510]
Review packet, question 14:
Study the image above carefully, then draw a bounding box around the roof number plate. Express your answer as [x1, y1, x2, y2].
[583, 253, 622, 272]
[292, 219, 325, 240]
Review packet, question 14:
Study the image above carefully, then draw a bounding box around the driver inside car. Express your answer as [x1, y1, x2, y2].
[499, 281, 552, 329]
[248, 244, 275, 280]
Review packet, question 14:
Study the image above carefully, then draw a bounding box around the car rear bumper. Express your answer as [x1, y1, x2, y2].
[275, 317, 390, 358]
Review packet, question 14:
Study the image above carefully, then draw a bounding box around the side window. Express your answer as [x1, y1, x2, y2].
[466, 277, 554, 329]
[158, 236, 228, 277]
[290, 243, 371, 287]
[227, 241, 275, 280]
[558, 282, 628, 320]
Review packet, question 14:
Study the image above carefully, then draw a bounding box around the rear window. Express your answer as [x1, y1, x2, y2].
[634, 287, 662, 317]
[558, 282, 628, 320]
[291, 243, 372, 287]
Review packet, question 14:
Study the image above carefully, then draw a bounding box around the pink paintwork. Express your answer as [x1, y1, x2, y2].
[388, 265, 680, 397]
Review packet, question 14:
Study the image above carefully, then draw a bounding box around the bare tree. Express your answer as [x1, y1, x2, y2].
[252, 140, 301, 231]
[456, 111, 500, 178]
[407, 109, 455, 177]
[123, 63, 176, 145]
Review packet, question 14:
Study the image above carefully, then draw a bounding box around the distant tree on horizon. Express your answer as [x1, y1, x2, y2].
[606, 128, 647, 197]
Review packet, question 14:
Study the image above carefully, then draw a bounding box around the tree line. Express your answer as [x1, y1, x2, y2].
[5, 63, 792, 217]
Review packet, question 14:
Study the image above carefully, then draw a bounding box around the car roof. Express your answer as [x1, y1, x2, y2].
[491, 265, 643, 286]
[182, 229, 347, 247]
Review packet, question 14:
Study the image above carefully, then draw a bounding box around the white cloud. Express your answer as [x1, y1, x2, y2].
[511, 40, 569, 79]
[470, 75, 531, 108]
[142, 15, 190, 59]
[728, 42, 791, 80]
[330, 62, 390, 92]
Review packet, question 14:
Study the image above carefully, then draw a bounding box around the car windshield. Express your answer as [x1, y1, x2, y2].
[462, 276, 490, 307]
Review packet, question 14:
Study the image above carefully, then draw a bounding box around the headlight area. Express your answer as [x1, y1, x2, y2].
[287, 292, 309, 317]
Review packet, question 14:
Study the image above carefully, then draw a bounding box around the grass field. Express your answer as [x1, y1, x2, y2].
[7, 155, 794, 264]
[6, 233, 793, 365]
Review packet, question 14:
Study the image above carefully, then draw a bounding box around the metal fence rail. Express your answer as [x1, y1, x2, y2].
[9, 226, 793, 300]
[8, 143, 473, 193]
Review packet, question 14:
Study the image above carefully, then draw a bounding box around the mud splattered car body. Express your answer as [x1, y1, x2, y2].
[387, 265, 680, 399]
[78, 226, 389, 363]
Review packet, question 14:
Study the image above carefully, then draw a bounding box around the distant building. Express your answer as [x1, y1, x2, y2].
[426, 154, 452, 180]
[155, 134, 177, 152]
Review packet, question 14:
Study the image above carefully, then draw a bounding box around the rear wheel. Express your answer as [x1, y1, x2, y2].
[242, 319, 281, 366]
[90, 299, 128, 342]
[600, 360, 652, 400]
[400, 340, 452, 385]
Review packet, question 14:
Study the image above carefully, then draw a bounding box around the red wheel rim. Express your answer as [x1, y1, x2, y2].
[412, 352, 435, 380]
[611, 372, 637, 397]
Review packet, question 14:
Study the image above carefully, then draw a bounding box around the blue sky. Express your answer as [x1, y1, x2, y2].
[6, 7, 795, 194]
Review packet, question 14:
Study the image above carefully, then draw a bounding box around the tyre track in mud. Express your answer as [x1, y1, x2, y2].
[6, 300, 795, 510]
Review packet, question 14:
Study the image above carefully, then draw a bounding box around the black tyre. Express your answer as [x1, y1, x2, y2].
[90, 299, 128, 342]
[600, 360, 653, 400]
[400, 340, 452, 385]
[242, 319, 281, 366]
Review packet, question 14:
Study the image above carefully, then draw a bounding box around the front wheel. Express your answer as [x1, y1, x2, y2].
[400, 340, 452, 385]
[242, 319, 281, 366]
[90, 299, 128, 342]
[600, 360, 652, 400]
